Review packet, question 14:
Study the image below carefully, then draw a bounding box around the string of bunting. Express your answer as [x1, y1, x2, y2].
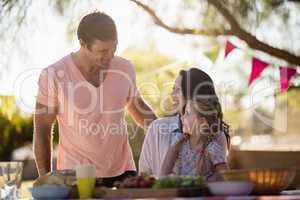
[224, 41, 298, 92]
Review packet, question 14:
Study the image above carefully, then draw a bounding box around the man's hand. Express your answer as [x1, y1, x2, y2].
[33, 103, 58, 176]
[127, 96, 157, 129]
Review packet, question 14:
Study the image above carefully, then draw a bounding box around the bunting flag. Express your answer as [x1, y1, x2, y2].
[224, 41, 237, 58]
[248, 58, 269, 86]
[223, 40, 298, 92]
[279, 67, 297, 92]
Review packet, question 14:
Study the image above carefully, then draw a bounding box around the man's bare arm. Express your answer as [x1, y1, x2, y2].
[33, 103, 57, 176]
[127, 96, 157, 129]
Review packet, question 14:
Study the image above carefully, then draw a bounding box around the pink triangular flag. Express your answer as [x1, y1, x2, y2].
[224, 41, 237, 58]
[248, 58, 269, 85]
[280, 67, 297, 92]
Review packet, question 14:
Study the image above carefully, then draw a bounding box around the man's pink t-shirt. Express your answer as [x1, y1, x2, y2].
[36, 54, 137, 177]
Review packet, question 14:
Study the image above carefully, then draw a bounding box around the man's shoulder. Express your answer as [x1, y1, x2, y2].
[113, 55, 131, 65]
[112, 56, 134, 71]
[40, 55, 69, 80]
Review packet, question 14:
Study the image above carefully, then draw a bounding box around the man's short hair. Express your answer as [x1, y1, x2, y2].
[77, 11, 117, 47]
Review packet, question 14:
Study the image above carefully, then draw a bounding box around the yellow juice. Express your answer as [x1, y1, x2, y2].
[77, 177, 96, 199]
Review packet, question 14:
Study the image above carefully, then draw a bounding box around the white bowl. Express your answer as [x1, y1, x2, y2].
[207, 181, 254, 196]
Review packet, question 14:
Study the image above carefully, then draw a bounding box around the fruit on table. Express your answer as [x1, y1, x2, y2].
[114, 175, 205, 189]
[152, 176, 205, 189]
[114, 175, 156, 188]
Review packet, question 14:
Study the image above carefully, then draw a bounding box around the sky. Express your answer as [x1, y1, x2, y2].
[0, 0, 279, 115]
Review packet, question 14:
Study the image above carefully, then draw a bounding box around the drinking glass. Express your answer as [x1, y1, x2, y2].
[76, 164, 96, 199]
[0, 162, 23, 200]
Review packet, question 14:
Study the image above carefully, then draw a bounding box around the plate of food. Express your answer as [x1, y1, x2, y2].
[94, 174, 208, 198]
[29, 171, 75, 199]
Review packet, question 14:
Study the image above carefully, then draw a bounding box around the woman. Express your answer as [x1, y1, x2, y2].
[138, 72, 185, 178]
[139, 68, 230, 179]
[160, 68, 230, 181]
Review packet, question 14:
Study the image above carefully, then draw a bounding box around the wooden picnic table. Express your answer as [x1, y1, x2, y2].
[62, 196, 300, 200]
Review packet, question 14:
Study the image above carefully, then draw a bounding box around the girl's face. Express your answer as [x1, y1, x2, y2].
[171, 75, 185, 114]
[182, 101, 208, 135]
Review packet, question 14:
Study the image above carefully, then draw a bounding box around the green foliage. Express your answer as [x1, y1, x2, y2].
[276, 87, 300, 110]
[204, 45, 220, 63]
[223, 109, 245, 133]
[125, 113, 144, 166]
[123, 46, 187, 116]
[122, 46, 173, 73]
[0, 96, 19, 120]
[0, 96, 33, 161]
[51, 0, 72, 16]
[0, 96, 60, 161]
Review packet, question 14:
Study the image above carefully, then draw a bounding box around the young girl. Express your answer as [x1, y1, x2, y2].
[161, 68, 230, 181]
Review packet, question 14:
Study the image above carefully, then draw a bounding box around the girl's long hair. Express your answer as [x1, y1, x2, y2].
[179, 68, 230, 149]
[180, 68, 230, 178]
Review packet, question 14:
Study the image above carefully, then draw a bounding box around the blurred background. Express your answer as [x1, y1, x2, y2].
[0, 0, 300, 196]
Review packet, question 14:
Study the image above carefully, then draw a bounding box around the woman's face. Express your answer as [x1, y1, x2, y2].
[182, 101, 208, 135]
[171, 75, 185, 113]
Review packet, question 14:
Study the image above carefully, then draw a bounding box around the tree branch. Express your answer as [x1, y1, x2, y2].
[128, 0, 231, 36]
[207, 0, 300, 67]
[129, 0, 300, 67]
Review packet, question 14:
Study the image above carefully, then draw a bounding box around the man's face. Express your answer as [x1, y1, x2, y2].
[82, 39, 117, 68]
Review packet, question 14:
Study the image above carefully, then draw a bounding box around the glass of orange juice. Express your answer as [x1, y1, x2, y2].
[75, 164, 96, 199]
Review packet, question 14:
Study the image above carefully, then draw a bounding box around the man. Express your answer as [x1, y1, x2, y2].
[33, 12, 156, 186]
